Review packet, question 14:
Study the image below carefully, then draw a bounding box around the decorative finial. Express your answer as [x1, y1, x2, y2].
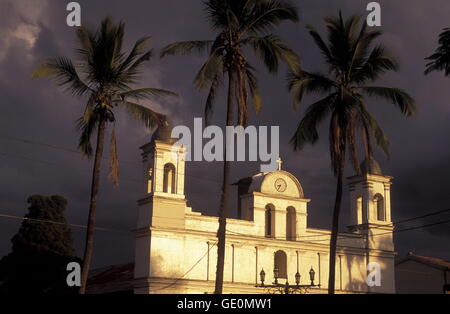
[276, 157, 282, 171]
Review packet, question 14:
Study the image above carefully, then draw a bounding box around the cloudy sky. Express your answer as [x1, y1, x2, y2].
[0, 0, 449, 269]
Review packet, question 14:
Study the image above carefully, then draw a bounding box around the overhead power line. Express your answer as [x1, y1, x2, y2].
[0, 134, 223, 185]
[150, 241, 218, 292]
[1, 208, 449, 241]
[0, 213, 131, 235]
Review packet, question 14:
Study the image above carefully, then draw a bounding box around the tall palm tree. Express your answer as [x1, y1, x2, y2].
[32, 18, 177, 293]
[161, 0, 299, 294]
[425, 28, 450, 76]
[288, 12, 415, 294]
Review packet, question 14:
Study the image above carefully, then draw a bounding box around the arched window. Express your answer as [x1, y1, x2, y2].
[374, 194, 385, 221]
[163, 163, 176, 194]
[286, 207, 296, 241]
[265, 204, 275, 237]
[356, 196, 363, 225]
[274, 250, 288, 279]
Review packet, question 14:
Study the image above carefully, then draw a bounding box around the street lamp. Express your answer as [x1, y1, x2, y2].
[295, 271, 301, 286]
[273, 267, 279, 284]
[256, 267, 320, 294]
[309, 267, 315, 286]
[260, 269, 266, 286]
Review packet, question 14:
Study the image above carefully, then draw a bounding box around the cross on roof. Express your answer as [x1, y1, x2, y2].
[276, 157, 282, 171]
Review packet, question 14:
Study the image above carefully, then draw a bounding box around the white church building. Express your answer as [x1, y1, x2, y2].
[133, 128, 396, 294]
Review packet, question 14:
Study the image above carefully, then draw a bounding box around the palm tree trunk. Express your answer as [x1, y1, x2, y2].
[214, 71, 234, 294]
[79, 119, 106, 294]
[327, 162, 344, 294]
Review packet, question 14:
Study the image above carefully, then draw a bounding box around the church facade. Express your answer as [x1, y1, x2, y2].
[133, 134, 396, 294]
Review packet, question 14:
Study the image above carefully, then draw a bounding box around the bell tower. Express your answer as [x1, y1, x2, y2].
[141, 139, 185, 199]
[348, 158, 394, 251]
[134, 124, 188, 291]
[137, 123, 187, 230]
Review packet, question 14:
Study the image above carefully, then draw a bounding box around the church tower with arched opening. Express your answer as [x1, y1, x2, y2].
[348, 157, 394, 252]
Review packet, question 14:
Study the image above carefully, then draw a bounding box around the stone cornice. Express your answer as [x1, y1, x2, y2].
[137, 195, 187, 206]
[347, 174, 393, 186]
[241, 191, 311, 203]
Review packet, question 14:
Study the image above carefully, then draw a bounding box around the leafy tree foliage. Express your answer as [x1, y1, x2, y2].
[0, 195, 80, 294]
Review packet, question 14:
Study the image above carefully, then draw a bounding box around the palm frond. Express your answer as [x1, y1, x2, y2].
[352, 45, 398, 83]
[111, 21, 125, 69]
[118, 50, 153, 85]
[118, 88, 178, 101]
[76, 111, 100, 157]
[160, 40, 214, 58]
[32, 57, 92, 96]
[119, 37, 151, 72]
[244, 34, 300, 73]
[360, 86, 416, 116]
[204, 74, 223, 125]
[344, 14, 362, 38]
[290, 93, 337, 151]
[306, 25, 336, 71]
[348, 25, 383, 77]
[90, 18, 126, 82]
[75, 26, 95, 68]
[358, 102, 390, 156]
[425, 28, 450, 76]
[119, 101, 165, 129]
[245, 64, 262, 115]
[205, 0, 246, 30]
[241, 0, 299, 35]
[81, 95, 97, 124]
[194, 50, 224, 90]
[324, 13, 352, 74]
[287, 71, 336, 109]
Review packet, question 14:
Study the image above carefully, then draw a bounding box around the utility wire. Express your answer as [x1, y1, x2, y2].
[393, 208, 450, 226]
[225, 208, 450, 240]
[150, 241, 218, 292]
[0, 151, 142, 184]
[0, 134, 223, 185]
[2, 206, 449, 241]
[227, 209, 450, 242]
[0, 213, 131, 235]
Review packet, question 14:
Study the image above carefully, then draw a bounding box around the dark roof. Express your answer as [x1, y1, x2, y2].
[150, 120, 176, 145]
[360, 157, 382, 175]
[396, 252, 450, 270]
[87, 263, 134, 294]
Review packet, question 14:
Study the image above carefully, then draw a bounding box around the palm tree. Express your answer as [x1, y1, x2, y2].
[425, 28, 450, 75]
[288, 12, 415, 294]
[161, 0, 299, 294]
[32, 18, 177, 293]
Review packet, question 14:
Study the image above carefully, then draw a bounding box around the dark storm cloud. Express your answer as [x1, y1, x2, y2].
[1, 0, 449, 268]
